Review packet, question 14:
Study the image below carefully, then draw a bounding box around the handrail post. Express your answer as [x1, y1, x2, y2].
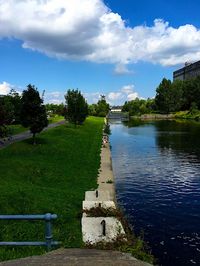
[45, 213, 53, 251]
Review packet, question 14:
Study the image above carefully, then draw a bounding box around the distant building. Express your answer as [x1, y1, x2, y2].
[173, 60, 200, 81]
[110, 106, 122, 112]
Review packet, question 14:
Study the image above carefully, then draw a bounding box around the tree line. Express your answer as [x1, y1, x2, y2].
[0, 85, 110, 143]
[122, 75, 200, 115]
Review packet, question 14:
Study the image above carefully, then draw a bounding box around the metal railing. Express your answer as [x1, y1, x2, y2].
[0, 213, 60, 250]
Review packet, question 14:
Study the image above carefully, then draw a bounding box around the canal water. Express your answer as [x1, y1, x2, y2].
[109, 119, 200, 266]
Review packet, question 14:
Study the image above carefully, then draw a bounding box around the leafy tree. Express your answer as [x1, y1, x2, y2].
[170, 80, 184, 112]
[0, 96, 14, 138]
[88, 104, 97, 116]
[182, 76, 200, 110]
[20, 84, 48, 144]
[96, 95, 110, 117]
[45, 103, 66, 116]
[122, 98, 155, 116]
[64, 89, 88, 125]
[8, 89, 22, 123]
[155, 78, 172, 113]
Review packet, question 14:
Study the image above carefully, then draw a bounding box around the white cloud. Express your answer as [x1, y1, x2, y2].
[44, 91, 64, 104]
[0, 81, 12, 95]
[84, 92, 101, 104]
[107, 92, 122, 101]
[127, 92, 139, 101]
[0, 1, 200, 66]
[121, 85, 135, 95]
[105, 84, 140, 105]
[114, 64, 132, 75]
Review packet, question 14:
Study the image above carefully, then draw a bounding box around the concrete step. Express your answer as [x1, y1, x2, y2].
[82, 200, 116, 210]
[85, 190, 112, 201]
[0, 248, 152, 266]
[82, 217, 125, 244]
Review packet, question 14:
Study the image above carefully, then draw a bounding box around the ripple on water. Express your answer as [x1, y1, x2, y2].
[110, 120, 200, 266]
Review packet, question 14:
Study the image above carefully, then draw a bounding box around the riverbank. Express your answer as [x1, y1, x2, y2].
[0, 116, 104, 261]
[86, 124, 154, 265]
[131, 110, 200, 121]
[131, 114, 175, 120]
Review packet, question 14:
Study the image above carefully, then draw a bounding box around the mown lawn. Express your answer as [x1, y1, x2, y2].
[7, 124, 27, 135]
[7, 115, 65, 136]
[0, 116, 104, 261]
[48, 115, 65, 124]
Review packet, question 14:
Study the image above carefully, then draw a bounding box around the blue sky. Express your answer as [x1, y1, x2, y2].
[0, 0, 200, 105]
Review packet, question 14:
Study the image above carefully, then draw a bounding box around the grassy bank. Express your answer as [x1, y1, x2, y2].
[6, 115, 65, 136]
[7, 124, 26, 135]
[174, 110, 200, 120]
[0, 116, 104, 261]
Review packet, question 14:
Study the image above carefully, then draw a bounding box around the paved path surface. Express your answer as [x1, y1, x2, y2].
[98, 141, 115, 201]
[0, 248, 152, 266]
[0, 120, 65, 149]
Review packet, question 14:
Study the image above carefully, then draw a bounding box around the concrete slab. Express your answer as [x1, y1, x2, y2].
[85, 190, 112, 201]
[82, 200, 116, 210]
[0, 248, 153, 266]
[82, 217, 125, 244]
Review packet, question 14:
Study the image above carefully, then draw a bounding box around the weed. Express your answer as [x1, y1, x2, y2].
[106, 179, 113, 184]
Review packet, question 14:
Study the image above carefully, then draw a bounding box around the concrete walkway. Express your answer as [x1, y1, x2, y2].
[0, 248, 152, 266]
[98, 141, 115, 200]
[0, 120, 65, 149]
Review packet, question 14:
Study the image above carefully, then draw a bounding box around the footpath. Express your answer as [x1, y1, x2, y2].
[0, 120, 65, 149]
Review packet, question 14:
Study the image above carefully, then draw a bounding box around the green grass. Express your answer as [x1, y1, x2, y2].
[6, 116, 64, 137]
[175, 110, 200, 120]
[0, 116, 104, 261]
[7, 124, 27, 135]
[48, 115, 64, 124]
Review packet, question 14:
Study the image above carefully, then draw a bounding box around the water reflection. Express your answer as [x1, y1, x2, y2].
[110, 119, 200, 266]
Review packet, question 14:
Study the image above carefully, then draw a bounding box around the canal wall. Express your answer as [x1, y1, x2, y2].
[132, 114, 175, 120]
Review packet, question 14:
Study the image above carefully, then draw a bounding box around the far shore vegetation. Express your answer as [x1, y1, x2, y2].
[122, 75, 200, 121]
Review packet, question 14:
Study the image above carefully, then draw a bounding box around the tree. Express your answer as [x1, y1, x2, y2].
[155, 78, 172, 113]
[96, 95, 110, 117]
[64, 89, 88, 125]
[20, 84, 48, 144]
[0, 96, 14, 138]
[8, 89, 22, 123]
[88, 104, 97, 116]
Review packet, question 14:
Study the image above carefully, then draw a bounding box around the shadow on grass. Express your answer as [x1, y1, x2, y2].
[23, 137, 49, 145]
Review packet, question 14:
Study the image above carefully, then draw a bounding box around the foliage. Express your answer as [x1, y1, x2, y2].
[48, 115, 64, 124]
[122, 98, 156, 116]
[8, 89, 22, 124]
[0, 116, 104, 261]
[88, 95, 110, 117]
[155, 78, 172, 113]
[20, 84, 48, 144]
[83, 207, 119, 217]
[64, 89, 88, 125]
[45, 103, 66, 116]
[104, 123, 111, 135]
[123, 75, 200, 116]
[0, 96, 14, 138]
[155, 76, 200, 114]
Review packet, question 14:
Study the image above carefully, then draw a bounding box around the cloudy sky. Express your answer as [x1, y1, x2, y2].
[0, 0, 200, 105]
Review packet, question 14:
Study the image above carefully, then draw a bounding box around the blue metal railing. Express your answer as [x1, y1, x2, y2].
[0, 213, 60, 250]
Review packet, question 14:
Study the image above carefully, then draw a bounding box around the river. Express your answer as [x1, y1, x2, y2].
[109, 119, 200, 266]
